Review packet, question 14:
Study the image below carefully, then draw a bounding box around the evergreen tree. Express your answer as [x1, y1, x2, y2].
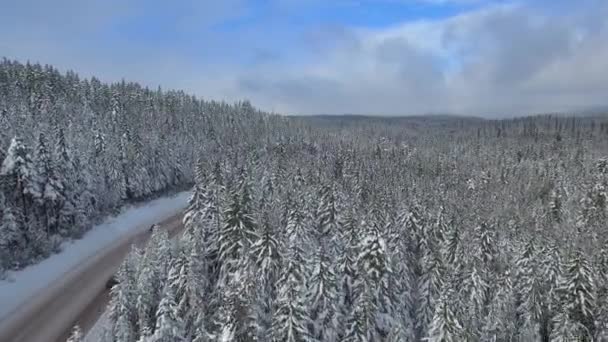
[554, 250, 597, 341]
[355, 220, 394, 339]
[136, 230, 171, 334]
[34, 132, 63, 233]
[152, 285, 185, 342]
[307, 243, 339, 342]
[336, 209, 360, 336]
[515, 240, 545, 340]
[66, 325, 84, 342]
[249, 212, 282, 340]
[480, 273, 517, 342]
[0, 196, 23, 268]
[1, 136, 40, 216]
[416, 245, 444, 339]
[271, 240, 311, 342]
[424, 288, 464, 342]
[217, 178, 256, 284]
[343, 291, 378, 342]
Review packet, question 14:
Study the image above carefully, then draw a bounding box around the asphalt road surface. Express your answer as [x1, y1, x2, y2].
[0, 213, 184, 342]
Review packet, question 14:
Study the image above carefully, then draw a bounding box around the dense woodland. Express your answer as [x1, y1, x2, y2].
[97, 111, 608, 340]
[0, 59, 289, 274]
[2, 59, 608, 341]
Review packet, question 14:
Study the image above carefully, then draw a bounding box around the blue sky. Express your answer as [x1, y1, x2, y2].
[1, 0, 607, 116]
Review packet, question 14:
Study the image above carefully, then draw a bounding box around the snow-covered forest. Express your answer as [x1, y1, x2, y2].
[0, 59, 289, 274]
[2, 59, 608, 341]
[99, 112, 608, 341]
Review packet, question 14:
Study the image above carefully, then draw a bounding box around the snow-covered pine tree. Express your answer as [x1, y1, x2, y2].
[416, 242, 443, 340]
[217, 175, 257, 285]
[343, 290, 378, 342]
[136, 229, 171, 335]
[460, 263, 489, 339]
[34, 132, 64, 234]
[553, 250, 597, 341]
[474, 222, 498, 273]
[151, 285, 185, 342]
[54, 127, 79, 235]
[271, 238, 311, 342]
[424, 287, 464, 342]
[440, 222, 460, 269]
[191, 311, 211, 342]
[0, 136, 46, 260]
[336, 208, 361, 338]
[317, 183, 339, 241]
[109, 250, 140, 342]
[0, 194, 23, 269]
[307, 242, 339, 342]
[284, 198, 311, 249]
[480, 272, 517, 342]
[66, 325, 83, 342]
[355, 219, 394, 339]
[249, 212, 282, 340]
[1, 136, 41, 206]
[514, 240, 545, 340]
[596, 243, 608, 341]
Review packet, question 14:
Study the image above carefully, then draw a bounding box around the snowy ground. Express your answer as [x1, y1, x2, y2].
[0, 191, 190, 321]
[85, 310, 109, 342]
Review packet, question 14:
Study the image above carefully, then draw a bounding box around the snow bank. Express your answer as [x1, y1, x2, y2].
[84, 310, 109, 342]
[0, 191, 190, 320]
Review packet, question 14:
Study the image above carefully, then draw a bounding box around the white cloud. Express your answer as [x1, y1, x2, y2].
[232, 1, 608, 116]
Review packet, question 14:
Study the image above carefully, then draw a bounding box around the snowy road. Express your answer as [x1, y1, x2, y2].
[0, 192, 189, 342]
[56, 214, 185, 342]
[0, 214, 185, 342]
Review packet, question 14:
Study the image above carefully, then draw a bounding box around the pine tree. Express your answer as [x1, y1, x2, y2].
[0, 197, 23, 268]
[34, 132, 63, 233]
[479, 271, 518, 342]
[66, 325, 84, 342]
[54, 128, 78, 234]
[355, 220, 394, 338]
[343, 291, 378, 342]
[217, 178, 256, 284]
[249, 212, 282, 340]
[152, 285, 185, 342]
[461, 264, 489, 339]
[284, 202, 310, 248]
[474, 222, 497, 272]
[515, 240, 545, 339]
[307, 243, 339, 342]
[271, 240, 311, 342]
[424, 287, 464, 342]
[416, 246, 444, 339]
[175, 228, 208, 338]
[136, 230, 171, 334]
[249, 212, 281, 287]
[317, 183, 339, 241]
[554, 250, 596, 341]
[1, 136, 40, 216]
[191, 311, 211, 342]
[108, 250, 140, 342]
[440, 223, 460, 268]
[337, 209, 360, 336]
[549, 308, 586, 342]
[596, 243, 608, 341]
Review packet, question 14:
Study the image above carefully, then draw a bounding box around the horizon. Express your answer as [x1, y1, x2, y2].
[1, 0, 607, 117]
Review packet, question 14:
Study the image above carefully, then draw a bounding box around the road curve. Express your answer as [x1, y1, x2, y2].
[0, 213, 184, 342]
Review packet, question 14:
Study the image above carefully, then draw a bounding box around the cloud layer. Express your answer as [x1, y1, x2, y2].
[1, 0, 607, 117]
